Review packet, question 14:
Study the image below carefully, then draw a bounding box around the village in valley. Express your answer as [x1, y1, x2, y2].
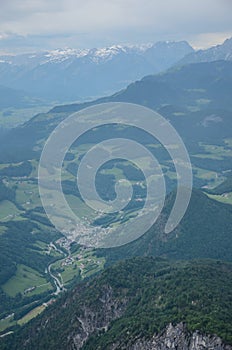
[48, 236, 105, 289]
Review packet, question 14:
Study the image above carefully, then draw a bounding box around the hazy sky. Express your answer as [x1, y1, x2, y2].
[0, 0, 231, 53]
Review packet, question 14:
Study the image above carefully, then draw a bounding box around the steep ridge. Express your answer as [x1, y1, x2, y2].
[1, 258, 232, 349]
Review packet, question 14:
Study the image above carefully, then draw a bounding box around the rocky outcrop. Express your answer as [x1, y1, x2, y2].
[71, 286, 128, 349]
[124, 323, 232, 350]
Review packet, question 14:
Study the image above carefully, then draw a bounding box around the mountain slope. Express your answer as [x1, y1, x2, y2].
[1, 258, 232, 349]
[98, 189, 232, 264]
[113, 60, 232, 111]
[1, 60, 231, 168]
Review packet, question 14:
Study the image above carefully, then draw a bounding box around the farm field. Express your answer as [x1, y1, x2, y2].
[206, 192, 232, 205]
[2, 264, 52, 298]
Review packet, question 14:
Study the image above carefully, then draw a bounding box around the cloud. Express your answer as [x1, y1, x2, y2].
[0, 0, 231, 51]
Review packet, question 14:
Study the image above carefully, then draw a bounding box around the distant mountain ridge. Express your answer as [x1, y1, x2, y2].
[0, 41, 193, 69]
[179, 37, 232, 64]
[1, 37, 232, 105]
[0, 41, 193, 101]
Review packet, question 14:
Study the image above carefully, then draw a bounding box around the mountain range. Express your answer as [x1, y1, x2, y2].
[0, 38, 231, 107]
[0, 40, 193, 102]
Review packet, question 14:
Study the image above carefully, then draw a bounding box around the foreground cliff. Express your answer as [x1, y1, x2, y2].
[124, 323, 232, 350]
[1, 258, 232, 350]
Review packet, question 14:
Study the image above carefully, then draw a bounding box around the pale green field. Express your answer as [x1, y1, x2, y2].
[30, 241, 63, 259]
[100, 166, 124, 178]
[0, 200, 22, 221]
[0, 164, 10, 170]
[58, 264, 80, 284]
[206, 192, 232, 205]
[199, 142, 232, 158]
[77, 251, 105, 279]
[192, 154, 223, 160]
[29, 159, 39, 178]
[193, 166, 225, 188]
[33, 240, 48, 250]
[0, 314, 15, 332]
[2, 264, 52, 297]
[0, 305, 47, 331]
[194, 167, 219, 180]
[15, 181, 41, 210]
[17, 305, 46, 326]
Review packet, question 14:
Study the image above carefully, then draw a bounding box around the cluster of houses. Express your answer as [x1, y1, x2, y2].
[61, 256, 74, 267]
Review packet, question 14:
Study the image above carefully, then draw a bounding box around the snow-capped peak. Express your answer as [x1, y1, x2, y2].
[0, 41, 195, 67]
[42, 48, 89, 63]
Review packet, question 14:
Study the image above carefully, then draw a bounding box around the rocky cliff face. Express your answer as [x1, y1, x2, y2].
[120, 323, 232, 350]
[70, 286, 128, 349]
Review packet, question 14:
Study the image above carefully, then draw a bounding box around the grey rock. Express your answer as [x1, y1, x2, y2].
[124, 323, 232, 350]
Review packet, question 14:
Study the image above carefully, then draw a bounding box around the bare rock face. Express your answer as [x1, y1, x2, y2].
[71, 286, 128, 349]
[73, 316, 232, 350]
[125, 323, 232, 350]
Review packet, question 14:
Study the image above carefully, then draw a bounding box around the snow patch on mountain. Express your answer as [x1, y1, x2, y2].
[0, 41, 187, 66]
